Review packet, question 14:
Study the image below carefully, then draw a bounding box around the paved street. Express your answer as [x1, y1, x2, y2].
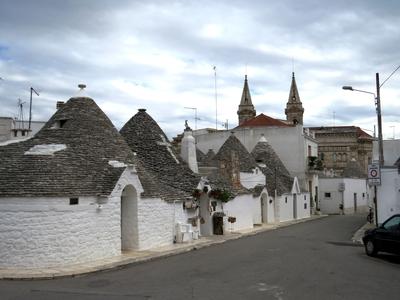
[1, 215, 399, 300]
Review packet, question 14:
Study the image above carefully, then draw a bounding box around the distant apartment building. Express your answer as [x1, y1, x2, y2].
[308, 126, 374, 176]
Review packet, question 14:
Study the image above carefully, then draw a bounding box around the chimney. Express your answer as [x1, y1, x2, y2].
[56, 101, 65, 109]
[180, 127, 198, 173]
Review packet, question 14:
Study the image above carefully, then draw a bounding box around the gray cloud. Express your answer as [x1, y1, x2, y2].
[0, 0, 399, 139]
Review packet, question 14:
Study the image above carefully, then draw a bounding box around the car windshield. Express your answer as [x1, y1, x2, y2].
[383, 216, 400, 231]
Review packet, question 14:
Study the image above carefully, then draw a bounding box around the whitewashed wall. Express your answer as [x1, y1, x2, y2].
[261, 193, 276, 223]
[319, 177, 369, 215]
[240, 169, 265, 189]
[342, 179, 368, 214]
[377, 167, 400, 224]
[0, 195, 121, 269]
[296, 193, 311, 219]
[0, 166, 197, 269]
[137, 198, 193, 249]
[223, 194, 255, 232]
[279, 194, 294, 222]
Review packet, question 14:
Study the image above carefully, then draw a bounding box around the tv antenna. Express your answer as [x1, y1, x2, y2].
[17, 98, 26, 130]
[28, 87, 40, 131]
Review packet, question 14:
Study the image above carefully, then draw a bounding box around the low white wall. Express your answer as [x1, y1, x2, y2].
[137, 198, 194, 250]
[296, 193, 311, 219]
[0, 195, 121, 269]
[319, 177, 369, 215]
[342, 179, 368, 214]
[279, 194, 294, 222]
[223, 194, 255, 231]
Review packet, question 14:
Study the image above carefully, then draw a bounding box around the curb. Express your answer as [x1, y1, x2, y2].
[0, 215, 328, 280]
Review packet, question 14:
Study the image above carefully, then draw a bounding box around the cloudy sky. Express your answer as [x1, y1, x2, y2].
[0, 0, 399, 139]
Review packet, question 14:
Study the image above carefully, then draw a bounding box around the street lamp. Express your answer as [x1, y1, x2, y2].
[343, 66, 400, 225]
[342, 74, 384, 167]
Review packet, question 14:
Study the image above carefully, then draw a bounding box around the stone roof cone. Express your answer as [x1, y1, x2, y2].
[251, 134, 293, 195]
[285, 72, 304, 125]
[237, 75, 256, 126]
[213, 133, 257, 173]
[120, 109, 201, 200]
[0, 91, 136, 197]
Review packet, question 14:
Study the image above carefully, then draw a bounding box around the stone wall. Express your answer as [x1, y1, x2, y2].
[0, 195, 121, 268]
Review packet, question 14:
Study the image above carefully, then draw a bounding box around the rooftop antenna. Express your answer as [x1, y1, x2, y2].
[213, 66, 218, 130]
[28, 87, 40, 131]
[17, 98, 26, 130]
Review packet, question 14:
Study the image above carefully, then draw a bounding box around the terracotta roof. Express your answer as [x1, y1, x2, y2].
[0, 97, 136, 197]
[309, 126, 374, 140]
[237, 114, 292, 128]
[120, 109, 201, 202]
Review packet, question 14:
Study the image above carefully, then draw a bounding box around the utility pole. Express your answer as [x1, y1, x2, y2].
[214, 66, 218, 130]
[375, 73, 384, 167]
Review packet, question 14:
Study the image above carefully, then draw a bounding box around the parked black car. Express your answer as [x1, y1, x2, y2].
[362, 214, 400, 256]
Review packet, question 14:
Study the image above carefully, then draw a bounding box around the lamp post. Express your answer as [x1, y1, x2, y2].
[342, 81, 382, 226]
[343, 66, 400, 225]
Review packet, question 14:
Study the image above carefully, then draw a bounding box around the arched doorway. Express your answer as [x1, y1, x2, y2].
[121, 185, 138, 251]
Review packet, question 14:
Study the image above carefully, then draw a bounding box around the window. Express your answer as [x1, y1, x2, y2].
[304, 203, 307, 209]
[69, 197, 79, 205]
[304, 195, 307, 200]
[308, 145, 312, 156]
[383, 216, 400, 231]
[51, 119, 68, 129]
[285, 197, 288, 203]
[324, 192, 331, 198]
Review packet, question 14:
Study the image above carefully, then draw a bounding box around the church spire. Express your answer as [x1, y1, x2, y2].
[285, 72, 304, 125]
[237, 75, 256, 125]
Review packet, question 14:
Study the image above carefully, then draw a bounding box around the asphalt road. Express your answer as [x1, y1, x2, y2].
[1, 215, 399, 300]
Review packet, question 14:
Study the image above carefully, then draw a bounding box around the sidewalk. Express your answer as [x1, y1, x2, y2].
[0, 215, 327, 280]
[352, 221, 376, 244]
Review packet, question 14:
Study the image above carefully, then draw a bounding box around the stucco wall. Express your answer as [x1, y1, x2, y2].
[296, 193, 311, 219]
[240, 169, 265, 189]
[137, 198, 194, 249]
[279, 194, 294, 222]
[0, 167, 197, 268]
[319, 177, 369, 215]
[377, 167, 400, 224]
[0, 195, 121, 268]
[223, 194, 255, 232]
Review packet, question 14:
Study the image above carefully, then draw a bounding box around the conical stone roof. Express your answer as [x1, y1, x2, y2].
[213, 134, 257, 173]
[251, 136, 293, 195]
[120, 109, 201, 201]
[0, 96, 136, 197]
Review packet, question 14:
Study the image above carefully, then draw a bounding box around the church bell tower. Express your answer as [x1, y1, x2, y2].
[237, 75, 256, 125]
[285, 72, 304, 125]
